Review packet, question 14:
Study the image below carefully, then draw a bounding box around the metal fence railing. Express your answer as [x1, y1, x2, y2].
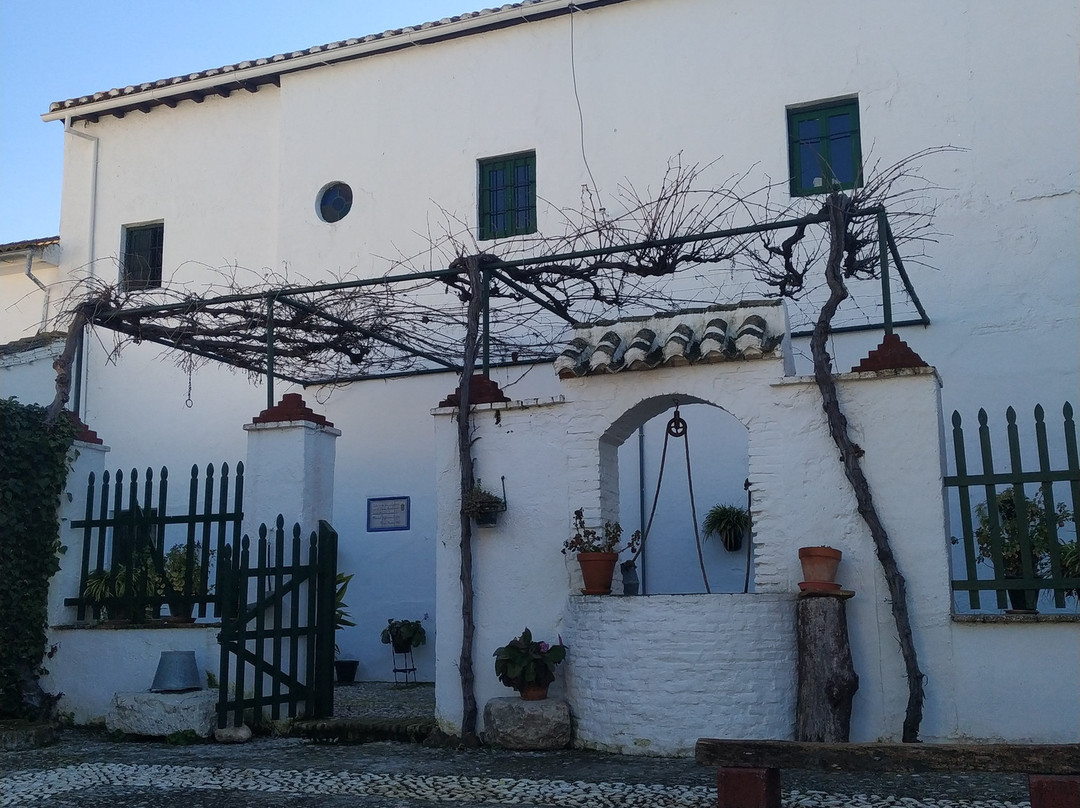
[66, 462, 244, 622]
[946, 403, 1079, 612]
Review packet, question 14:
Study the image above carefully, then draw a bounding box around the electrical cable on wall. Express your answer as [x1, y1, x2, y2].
[569, 4, 602, 208]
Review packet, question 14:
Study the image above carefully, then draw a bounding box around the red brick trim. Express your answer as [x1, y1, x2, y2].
[851, 333, 928, 373]
[62, 410, 103, 445]
[251, 393, 334, 427]
[439, 375, 511, 408]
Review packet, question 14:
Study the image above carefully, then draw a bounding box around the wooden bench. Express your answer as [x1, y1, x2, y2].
[695, 739, 1080, 808]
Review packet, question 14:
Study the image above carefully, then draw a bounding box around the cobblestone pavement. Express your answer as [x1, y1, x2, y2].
[0, 683, 1030, 807]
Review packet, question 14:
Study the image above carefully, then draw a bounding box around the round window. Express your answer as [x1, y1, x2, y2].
[318, 182, 353, 223]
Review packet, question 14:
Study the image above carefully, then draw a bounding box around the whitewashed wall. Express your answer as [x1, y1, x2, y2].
[434, 330, 1079, 753]
[0, 338, 63, 406]
[18, 0, 1078, 709]
[563, 594, 796, 755]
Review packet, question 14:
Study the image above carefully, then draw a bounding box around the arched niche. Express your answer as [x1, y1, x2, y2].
[599, 394, 752, 594]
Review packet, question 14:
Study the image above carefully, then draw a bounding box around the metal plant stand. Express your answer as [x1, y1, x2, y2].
[391, 647, 417, 684]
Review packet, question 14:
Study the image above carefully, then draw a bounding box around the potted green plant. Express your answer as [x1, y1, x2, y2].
[462, 480, 506, 528]
[83, 567, 129, 621]
[493, 627, 566, 700]
[703, 504, 750, 552]
[83, 566, 154, 622]
[160, 542, 214, 620]
[333, 573, 358, 683]
[562, 508, 641, 595]
[380, 618, 427, 654]
[974, 486, 1074, 611]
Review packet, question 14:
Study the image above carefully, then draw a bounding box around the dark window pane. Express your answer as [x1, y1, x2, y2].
[800, 142, 822, 190]
[123, 223, 164, 290]
[828, 134, 855, 185]
[319, 182, 353, 223]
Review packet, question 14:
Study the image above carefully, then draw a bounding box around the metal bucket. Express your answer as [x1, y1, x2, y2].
[149, 650, 202, 692]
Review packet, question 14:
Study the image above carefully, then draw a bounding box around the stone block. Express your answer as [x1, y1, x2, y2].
[482, 696, 571, 750]
[107, 690, 218, 737]
[214, 723, 253, 743]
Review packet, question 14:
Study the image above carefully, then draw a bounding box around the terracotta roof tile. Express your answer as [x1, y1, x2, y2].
[554, 301, 786, 379]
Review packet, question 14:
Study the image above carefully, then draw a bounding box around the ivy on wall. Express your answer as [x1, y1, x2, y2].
[0, 398, 77, 719]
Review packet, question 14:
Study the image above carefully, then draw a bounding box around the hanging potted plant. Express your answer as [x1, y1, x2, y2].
[562, 508, 641, 595]
[462, 479, 506, 527]
[380, 618, 427, 654]
[493, 627, 566, 700]
[334, 573, 359, 683]
[703, 504, 750, 552]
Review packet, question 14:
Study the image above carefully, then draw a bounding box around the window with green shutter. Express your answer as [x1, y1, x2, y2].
[787, 100, 862, 197]
[478, 152, 536, 240]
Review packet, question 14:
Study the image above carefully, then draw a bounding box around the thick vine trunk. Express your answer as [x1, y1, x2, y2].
[811, 194, 925, 742]
[455, 256, 483, 745]
[44, 303, 92, 425]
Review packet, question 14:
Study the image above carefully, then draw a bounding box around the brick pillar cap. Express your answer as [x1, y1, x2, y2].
[63, 410, 103, 444]
[851, 333, 928, 373]
[250, 393, 334, 427]
[439, 374, 512, 408]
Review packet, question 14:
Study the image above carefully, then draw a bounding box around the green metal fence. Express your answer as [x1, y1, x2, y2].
[216, 518, 337, 728]
[66, 463, 244, 621]
[946, 403, 1079, 611]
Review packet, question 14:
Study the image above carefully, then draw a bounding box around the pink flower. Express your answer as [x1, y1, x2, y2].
[539, 642, 550, 653]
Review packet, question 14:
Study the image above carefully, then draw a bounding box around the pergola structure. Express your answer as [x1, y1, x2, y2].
[70, 206, 927, 409]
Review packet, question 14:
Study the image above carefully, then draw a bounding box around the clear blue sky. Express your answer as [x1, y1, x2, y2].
[0, 1, 473, 244]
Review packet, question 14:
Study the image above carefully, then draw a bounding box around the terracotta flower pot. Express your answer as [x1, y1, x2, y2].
[577, 552, 619, 595]
[798, 546, 842, 588]
[519, 683, 549, 701]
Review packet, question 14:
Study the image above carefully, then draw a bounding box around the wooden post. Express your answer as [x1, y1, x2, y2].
[796, 594, 858, 742]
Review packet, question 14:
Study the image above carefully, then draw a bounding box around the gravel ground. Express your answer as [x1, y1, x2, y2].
[0, 683, 1031, 807]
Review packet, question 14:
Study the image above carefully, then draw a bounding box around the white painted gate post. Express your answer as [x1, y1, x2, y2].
[49, 418, 109, 627]
[242, 393, 341, 538]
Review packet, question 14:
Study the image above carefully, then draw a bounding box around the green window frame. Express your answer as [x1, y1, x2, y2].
[787, 100, 862, 197]
[478, 151, 536, 240]
[121, 222, 164, 290]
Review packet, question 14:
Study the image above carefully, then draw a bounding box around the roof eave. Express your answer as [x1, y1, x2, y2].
[42, 0, 625, 124]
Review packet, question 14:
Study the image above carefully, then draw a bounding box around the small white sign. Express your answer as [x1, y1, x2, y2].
[367, 497, 410, 532]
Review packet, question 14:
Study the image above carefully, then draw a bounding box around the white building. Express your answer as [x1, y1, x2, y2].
[1, 0, 1077, 749]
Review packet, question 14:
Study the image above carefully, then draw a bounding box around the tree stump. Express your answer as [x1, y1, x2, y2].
[796, 594, 858, 742]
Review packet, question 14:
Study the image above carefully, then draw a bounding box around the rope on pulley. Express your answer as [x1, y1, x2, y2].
[632, 401, 711, 594]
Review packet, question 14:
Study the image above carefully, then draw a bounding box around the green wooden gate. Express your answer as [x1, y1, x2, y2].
[216, 517, 337, 728]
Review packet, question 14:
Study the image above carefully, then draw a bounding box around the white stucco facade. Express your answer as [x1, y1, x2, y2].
[2, 0, 1077, 746]
[433, 328, 1078, 752]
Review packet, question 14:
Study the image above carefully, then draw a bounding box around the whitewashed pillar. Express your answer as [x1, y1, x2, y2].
[50, 419, 109, 626]
[241, 393, 341, 538]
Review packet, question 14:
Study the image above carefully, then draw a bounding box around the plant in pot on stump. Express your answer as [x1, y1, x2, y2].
[562, 509, 641, 595]
[493, 627, 566, 700]
[973, 486, 1074, 612]
[333, 573, 359, 683]
[798, 546, 844, 593]
[703, 504, 750, 552]
[462, 481, 506, 528]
